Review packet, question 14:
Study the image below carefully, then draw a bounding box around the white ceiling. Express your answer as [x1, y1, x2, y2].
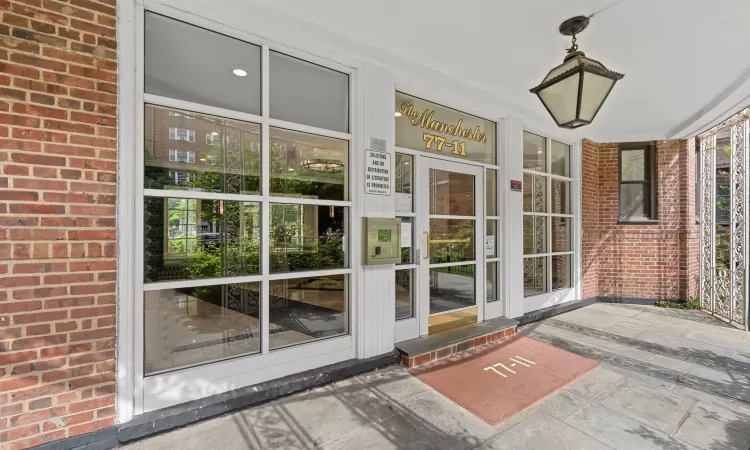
[248, 0, 750, 142]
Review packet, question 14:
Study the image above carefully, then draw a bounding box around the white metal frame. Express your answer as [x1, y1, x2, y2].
[521, 130, 579, 314]
[393, 143, 500, 342]
[118, 0, 361, 419]
[417, 157, 484, 336]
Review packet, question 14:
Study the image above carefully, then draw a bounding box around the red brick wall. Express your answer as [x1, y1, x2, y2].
[0, 0, 117, 448]
[581, 139, 599, 300]
[581, 139, 699, 302]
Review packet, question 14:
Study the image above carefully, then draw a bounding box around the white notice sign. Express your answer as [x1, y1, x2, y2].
[365, 150, 391, 195]
[396, 193, 413, 213]
[401, 222, 412, 248]
[485, 236, 495, 255]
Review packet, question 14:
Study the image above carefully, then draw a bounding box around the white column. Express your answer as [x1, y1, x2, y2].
[355, 62, 397, 358]
[502, 116, 524, 319]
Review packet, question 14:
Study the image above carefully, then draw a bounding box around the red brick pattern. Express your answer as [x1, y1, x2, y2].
[400, 327, 517, 368]
[581, 140, 699, 301]
[0, 0, 117, 448]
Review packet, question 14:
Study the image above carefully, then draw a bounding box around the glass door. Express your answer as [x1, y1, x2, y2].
[418, 158, 484, 335]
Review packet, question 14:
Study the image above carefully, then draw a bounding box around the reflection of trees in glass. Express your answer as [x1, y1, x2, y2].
[430, 219, 474, 264]
[270, 205, 345, 273]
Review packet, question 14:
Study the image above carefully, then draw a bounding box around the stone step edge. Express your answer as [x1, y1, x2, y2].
[399, 326, 518, 368]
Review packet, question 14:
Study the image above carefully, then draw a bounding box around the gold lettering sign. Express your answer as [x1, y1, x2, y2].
[395, 92, 497, 164]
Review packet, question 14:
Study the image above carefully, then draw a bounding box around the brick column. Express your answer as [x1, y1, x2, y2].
[0, 0, 117, 448]
[581, 139, 599, 300]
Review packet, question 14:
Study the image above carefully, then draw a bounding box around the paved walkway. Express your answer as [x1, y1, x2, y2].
[125, 304, 750, 449]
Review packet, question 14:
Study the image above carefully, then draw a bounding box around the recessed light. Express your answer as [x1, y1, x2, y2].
[233, 69, 248, 77]
[395, 112, 402, 117]
[288, 168, 294, 171]
[211, 132, 219, 136]
[538, 150, 543, 154]
[403, 162, 409, 165]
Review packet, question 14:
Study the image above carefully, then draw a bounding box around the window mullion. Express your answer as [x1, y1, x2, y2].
[260, 44, 271, 356]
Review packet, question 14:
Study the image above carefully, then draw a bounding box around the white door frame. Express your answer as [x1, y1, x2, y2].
[417, 156, 485, 336]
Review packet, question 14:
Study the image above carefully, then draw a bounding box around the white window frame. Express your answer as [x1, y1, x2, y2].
[167, 170, 195, 185]
[168, 126, 195, 142]
[205, 132, 220, 146]
[118, 1, 359, 420]
[521, 131, 580, 314]
[168, 149, 195, 163]
[169, 110, 193, 119]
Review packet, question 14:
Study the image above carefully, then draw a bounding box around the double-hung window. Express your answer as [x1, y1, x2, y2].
[619, 142, 657, 222]
[168, 149, 195, 164]
[522, 132, 574, 297]
[168, 127, 195, 142]
[142, 12, 351, 376]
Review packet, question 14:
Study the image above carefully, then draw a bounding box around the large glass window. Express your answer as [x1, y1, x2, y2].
[522, 132, 574, 297]
[143, 12, 351, 375]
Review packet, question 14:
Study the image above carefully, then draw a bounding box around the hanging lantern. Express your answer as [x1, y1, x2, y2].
[530, 16, 624, 129]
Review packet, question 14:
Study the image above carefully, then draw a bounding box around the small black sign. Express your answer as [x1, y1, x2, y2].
[510, 180, 522, 192]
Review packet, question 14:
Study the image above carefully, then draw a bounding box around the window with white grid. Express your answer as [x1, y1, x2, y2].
[168, 149, 195, 164]
[522, 131, 574, 297]
[168, 127, 195, 142]
[142, 12, 351, 376]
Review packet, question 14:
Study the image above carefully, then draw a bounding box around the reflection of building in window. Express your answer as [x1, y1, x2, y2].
[167, 198, 198, 256]
[206, 132, 220, 146]
[168, 171, 195, 185]
[169, 149, 195, 163]
[169, 126, 195, 142]
[169, 111, 194, 119]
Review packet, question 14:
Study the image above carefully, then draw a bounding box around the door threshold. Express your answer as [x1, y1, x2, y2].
[396, 316, 518, 368]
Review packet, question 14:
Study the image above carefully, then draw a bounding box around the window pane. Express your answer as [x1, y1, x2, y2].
[270, 204, 346, 273]
[552, 255, 572, 290]
[487, 262, 498, 302]
[552, 217, 571, 252]
[524, 257, 547, 297]
[270, 51, 349, 133]
[523, 131, 546, 172]
[269, 275, 348, 350]
[395, 153, 414, 213]
[486, 169, 497, 216]
[621, 149, 646, 181]
[145, 13, 261, 115]
[144, 282, 260, 374]
[430, 265, 475, 314]
[619, 184, 646, 220]
[144, 198, 260, 283]
[486, 220, 497, 258]
[145, 105, 261, 195]
[429, 219, 475, 263]
[523, 173, 546, 213]
[551, 179, 570, 214]
[399, 217, 413, 264]
[429, 169, 475, 216]
[270, 128, 348, 201]
[395, 269, 414, 320]
[551, 141, 570, 177]
[523, 216, 547, 255]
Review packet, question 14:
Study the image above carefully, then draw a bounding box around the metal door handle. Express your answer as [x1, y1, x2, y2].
[423, 231, 430, 260]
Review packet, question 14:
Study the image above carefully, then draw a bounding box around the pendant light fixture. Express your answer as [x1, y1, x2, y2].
[530, 16, 624, 129]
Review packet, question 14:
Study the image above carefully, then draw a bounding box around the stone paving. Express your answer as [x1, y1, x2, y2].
[124, 303, 750, 449]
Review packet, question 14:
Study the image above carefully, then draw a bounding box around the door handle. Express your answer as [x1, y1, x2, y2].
[423, 231, 430, 260]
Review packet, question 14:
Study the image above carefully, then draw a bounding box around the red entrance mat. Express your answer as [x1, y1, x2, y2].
[410, 336, 599, 424]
